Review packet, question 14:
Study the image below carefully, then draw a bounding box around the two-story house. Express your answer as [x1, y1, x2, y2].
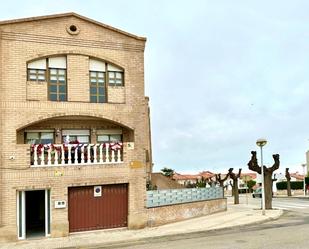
[0, 13, 152, 241]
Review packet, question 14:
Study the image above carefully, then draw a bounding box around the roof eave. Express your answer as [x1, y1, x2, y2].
[0, 12, 147, 42]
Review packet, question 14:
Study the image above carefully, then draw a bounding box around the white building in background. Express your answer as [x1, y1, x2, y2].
[272, 172, 305, 193]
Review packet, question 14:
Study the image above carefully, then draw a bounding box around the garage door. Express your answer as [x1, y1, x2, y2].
[68, 184, 128, 232]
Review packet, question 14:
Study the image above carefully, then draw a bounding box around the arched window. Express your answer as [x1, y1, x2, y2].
[89, 59, 124, 103]
[27, 59, 47, 82]
[107, 64, 124, 86]
[27, 56, 67, 101]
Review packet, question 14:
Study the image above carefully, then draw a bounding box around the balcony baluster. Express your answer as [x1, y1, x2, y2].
[33, 145, 38, 166]
[30, 143, 123, 167]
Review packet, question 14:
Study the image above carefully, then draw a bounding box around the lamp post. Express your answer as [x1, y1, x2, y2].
[256, 138, 267, 215]
[302, 163, 307, 197]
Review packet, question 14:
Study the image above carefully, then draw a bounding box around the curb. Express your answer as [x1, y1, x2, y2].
[292, 197, 309, 200]
[273, 196, 309, 199]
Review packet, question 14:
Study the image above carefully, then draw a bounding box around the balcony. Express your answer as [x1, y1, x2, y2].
[30, 142, 123, 167]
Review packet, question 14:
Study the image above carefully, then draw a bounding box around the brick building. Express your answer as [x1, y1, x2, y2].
[0, 13, 152, 241]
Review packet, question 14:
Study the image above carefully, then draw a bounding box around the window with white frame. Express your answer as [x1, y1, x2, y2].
[96, 129, 122, 143]
[25, 130, 54, 144]
[62, 130, 90, 143]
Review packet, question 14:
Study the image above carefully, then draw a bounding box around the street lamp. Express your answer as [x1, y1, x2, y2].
[256, 138, 267, 215]
[302, 163, 307, 197]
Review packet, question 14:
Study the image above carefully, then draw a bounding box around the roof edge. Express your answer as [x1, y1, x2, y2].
[0, 12, 147, 41]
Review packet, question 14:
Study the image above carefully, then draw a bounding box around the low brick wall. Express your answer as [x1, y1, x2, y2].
[146, 198, 227, 227]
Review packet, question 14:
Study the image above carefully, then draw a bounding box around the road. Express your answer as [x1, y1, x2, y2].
[233, 194, 309, 213]
[99, 196, 309, 249]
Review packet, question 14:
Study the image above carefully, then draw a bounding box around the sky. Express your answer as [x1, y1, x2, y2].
[1, 0, 309, 175]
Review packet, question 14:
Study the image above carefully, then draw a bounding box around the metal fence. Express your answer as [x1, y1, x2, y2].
[146, 187, 224, 208]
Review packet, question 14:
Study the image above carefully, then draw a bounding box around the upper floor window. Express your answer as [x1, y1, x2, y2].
[107, 64, 124, 86]
[89, 59, 106, 103]
[27, 56, 67, 101]
[27, 59, 47, 82]
[89, 59, 124, 103]
[62, 129, 90, 143]
[96, 129, 122, 143]
[48, 57, 67, 102]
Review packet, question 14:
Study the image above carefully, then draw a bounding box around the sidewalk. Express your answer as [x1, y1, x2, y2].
[293, 195, 309, 200]
[274, 195, 309, 200]
[0, 201, 283, 249]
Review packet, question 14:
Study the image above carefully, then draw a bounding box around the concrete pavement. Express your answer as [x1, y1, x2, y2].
[276, 194, 309, 200]
[0, 199, 283, 249]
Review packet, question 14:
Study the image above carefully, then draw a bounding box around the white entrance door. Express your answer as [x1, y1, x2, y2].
[17, 189, 51, 239]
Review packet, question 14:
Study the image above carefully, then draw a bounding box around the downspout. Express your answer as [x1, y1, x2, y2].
[145, 97, 153, 181]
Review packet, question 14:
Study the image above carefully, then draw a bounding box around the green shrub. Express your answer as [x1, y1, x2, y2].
[196, 181, 206, 188]
[247, 180, 256, 190]
[276, 181, 304, 190]
[305, 177, 309, 185]
[161, 167, 174, 177]
[276, 181, 286, 190]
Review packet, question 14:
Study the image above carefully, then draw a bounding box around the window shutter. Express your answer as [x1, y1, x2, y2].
[107, 64, 123, 72]
[62, 130, 90, 136]
[25, 129, 54, 133]
[96, 129, 122, 135]
[49, 57, 67, 69]
[27, 59, 47, 69]
[89, 59, 106, 72]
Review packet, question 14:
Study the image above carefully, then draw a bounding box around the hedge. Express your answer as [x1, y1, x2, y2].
[305, 177, 309, 185]
[276, 181, 304, 190]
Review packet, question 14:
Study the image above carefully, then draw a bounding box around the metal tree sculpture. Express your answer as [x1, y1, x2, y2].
[248, 151, 280, 209]
[285, 168, 292, 196]
[228, 168, 242, 204]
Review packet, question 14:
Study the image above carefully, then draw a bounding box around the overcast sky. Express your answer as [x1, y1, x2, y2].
[1, 1, 309, 174]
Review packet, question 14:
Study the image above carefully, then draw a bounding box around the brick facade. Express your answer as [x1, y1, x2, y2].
[0, 13, 152, 241]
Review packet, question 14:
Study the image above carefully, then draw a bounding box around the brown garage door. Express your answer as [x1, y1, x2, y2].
[68, 184, 128, 232]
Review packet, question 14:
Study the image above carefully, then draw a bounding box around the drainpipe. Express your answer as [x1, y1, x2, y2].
[145, 97, 153, 181]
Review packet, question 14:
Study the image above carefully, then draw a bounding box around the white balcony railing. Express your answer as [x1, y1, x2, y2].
[30, 143, 123, 167]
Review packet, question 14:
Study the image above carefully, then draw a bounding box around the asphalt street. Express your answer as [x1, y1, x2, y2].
[105, 196, 309, 249]
[234, 194, 309, 213]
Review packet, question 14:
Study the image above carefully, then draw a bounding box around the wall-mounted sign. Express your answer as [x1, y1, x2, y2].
[55, 200, 66, 209]
[94, 186, 102, 197]
[130, 161, 143, 169]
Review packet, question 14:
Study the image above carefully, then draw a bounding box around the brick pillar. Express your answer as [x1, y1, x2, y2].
[67, 55, 89, 102]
